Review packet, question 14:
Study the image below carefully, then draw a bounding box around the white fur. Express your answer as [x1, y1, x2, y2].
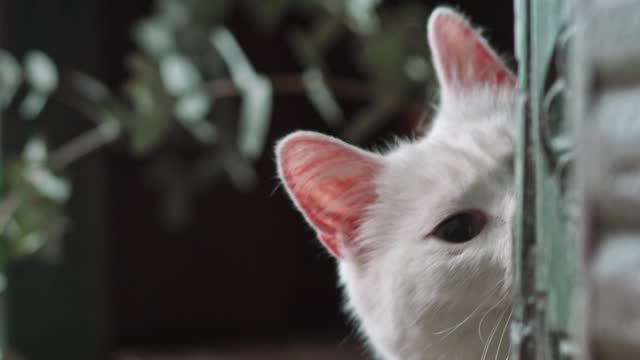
[276, 7, 518, 360]
[339, 85, 516, 360]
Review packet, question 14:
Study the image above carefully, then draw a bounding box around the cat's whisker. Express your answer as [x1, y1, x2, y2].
[481, 305, 510, 360]
[433, 279, 505, 338]
[269, 181, 284, 197]
[493, 309, 512, 360]
[478, 289, 509, 344]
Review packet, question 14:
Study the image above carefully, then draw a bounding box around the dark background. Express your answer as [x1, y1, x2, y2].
[0, 0, 514, 358]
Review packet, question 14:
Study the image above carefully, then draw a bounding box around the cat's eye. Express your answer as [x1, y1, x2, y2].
[431, 210, 487, 244]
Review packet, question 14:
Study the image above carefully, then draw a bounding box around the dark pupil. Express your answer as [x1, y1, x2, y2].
[433, 212, 485, 243]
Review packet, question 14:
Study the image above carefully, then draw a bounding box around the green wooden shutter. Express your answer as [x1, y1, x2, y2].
[514, 0, 640, 358]
[512, 0, 577, 358]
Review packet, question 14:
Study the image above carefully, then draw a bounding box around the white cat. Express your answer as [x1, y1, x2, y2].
[276, 7, 517, 360]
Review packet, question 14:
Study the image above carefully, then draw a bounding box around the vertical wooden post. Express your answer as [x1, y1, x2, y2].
[512, 1, 537, 359]
[512, 0, 576, 359]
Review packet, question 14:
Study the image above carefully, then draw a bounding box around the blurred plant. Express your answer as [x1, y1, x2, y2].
[0, 0, 433, 262]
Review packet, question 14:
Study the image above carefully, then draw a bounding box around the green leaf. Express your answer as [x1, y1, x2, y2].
[22, 136, 71, 204]
[238, 75, 272, 159]
[23, 50, 58, 93]
[222, 151, 258, 192]
[0, 49, 22, 109]
[97, 112, 123, 140]
[5, 159, 69, 261]
[134, 17, 175, 57]
[346, 0, 381, 33]
[160, 53, 203, 96]
[156, 0, 190, 28]
[20, 50, 59, 119]
[10, 227, 45, 257]
[302, 68, 343, 126]
[182, 120, 217, 145]
[127, 98, 172, 154]
[124, 55, 173, 155]
[404, 55, 431, 82]
[68, 71, 112, 103]
[175, 90, 217, 144]
[7, 205, 67, 260]
[211, 27, 273, 158]
[210, 27, 256, 83]
[19, 91, 49, 119]
[23, 167, 71, 204]
[22, 136, 48, 166]
[175, 89, 210, 122]
[176, 0, 232, 28]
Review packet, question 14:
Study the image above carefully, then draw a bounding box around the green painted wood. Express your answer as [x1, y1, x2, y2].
[530, 0, 574, 335]
[513, 0, 576, 358]
[512, 0, 537, 358]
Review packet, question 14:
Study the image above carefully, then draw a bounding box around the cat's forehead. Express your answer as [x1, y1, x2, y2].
[381, 115, 514, 206]
[407, 135, 509, 175]
[391, 91, 515, 169]
[410, 86, 518, 182]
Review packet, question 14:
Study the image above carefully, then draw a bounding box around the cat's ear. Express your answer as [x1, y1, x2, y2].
[427, 7, 516, 98]
[276, 131, 382, 259]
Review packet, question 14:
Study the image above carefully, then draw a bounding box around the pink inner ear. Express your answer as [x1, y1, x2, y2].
[277, 132, 381, 258]
[428, 8, 516, 92]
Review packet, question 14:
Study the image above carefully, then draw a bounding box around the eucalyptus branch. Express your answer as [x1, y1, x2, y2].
[45, 72, 124, 171]
[52, 71, 120, 125]
[209, 73, 375, 102]
[38, 71, 420, 176]
[47, 124, 119, 171]
[53, 90, 105, 126]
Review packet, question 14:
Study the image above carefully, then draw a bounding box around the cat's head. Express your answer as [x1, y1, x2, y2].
[276, 7, 517, 360]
